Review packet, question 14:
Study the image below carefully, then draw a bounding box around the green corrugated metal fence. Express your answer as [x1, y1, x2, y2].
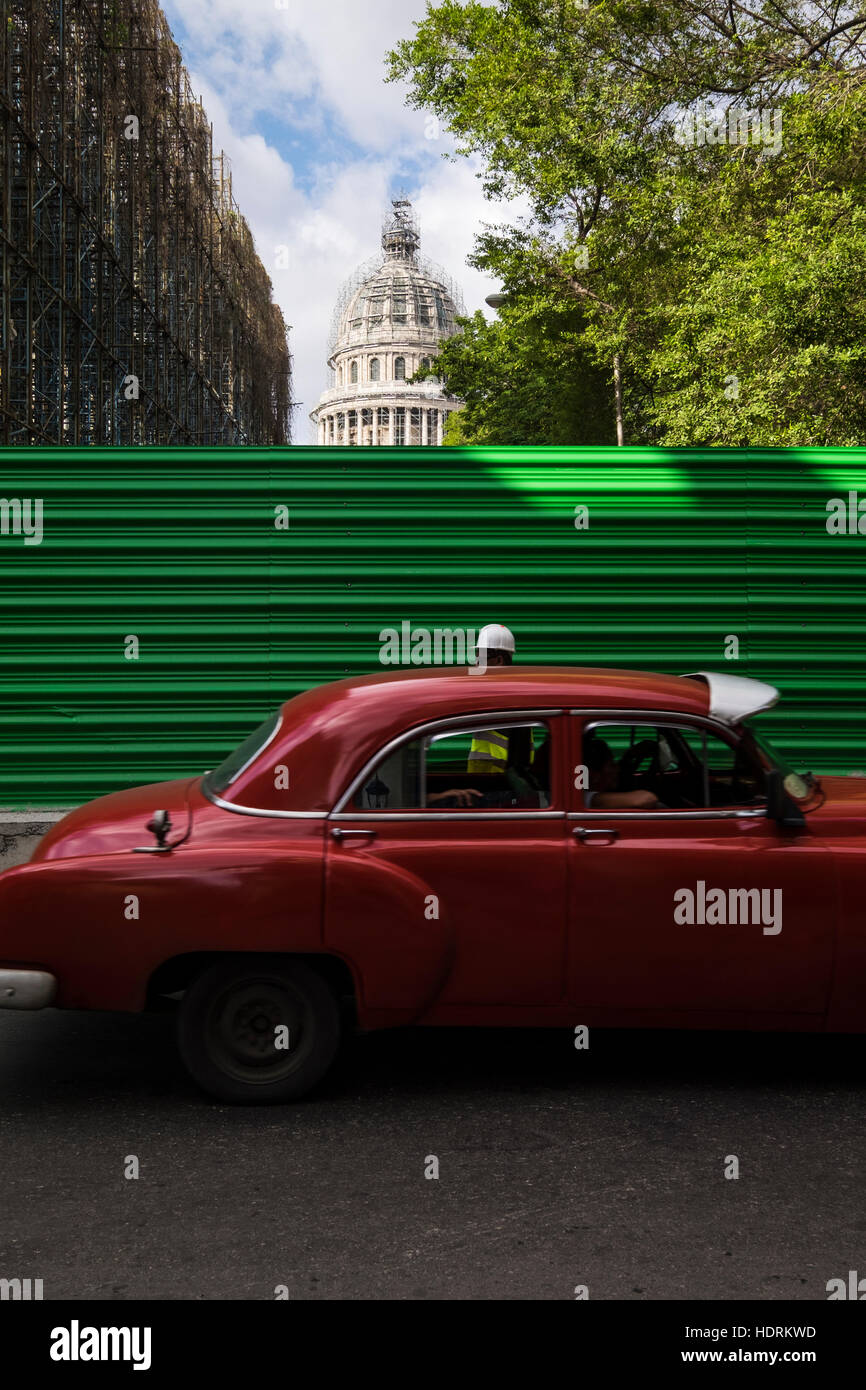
[0, 446, 864, 807]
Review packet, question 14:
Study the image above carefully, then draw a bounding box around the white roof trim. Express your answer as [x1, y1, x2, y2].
[682, 672, 780, 726]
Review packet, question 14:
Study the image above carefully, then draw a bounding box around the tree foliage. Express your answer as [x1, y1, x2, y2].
[388, 3, 866, 445]
[424, 295, 616, 445]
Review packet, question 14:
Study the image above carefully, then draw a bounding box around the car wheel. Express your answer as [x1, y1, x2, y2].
[177, 957, 340, 1104]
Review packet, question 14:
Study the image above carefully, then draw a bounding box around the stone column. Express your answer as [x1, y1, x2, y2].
[372, 409, 379, 447]
[436, 410, 444, 446]
[343, 413, 349, 446]
[421, 408, 429, 447]
[387, 407, 394, 447]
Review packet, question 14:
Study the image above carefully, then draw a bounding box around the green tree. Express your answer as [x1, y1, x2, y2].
[643, 80, 866, 444]
[388, 2, 866, 446]
[420, 295, 616, 445]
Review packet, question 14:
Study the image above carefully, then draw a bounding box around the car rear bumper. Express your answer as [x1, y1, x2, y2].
[0, 969, 56, 1009]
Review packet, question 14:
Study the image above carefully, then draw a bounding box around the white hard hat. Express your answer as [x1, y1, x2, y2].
[476, 623, 516, 654]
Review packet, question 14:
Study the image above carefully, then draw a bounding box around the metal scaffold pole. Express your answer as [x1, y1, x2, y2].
[0, 0, 292, 445]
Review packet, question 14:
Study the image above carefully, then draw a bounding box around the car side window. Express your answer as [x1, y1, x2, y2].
[677, 726, 765, 806]
[351, 720, 553, 811]
[582, 722, 765, 811]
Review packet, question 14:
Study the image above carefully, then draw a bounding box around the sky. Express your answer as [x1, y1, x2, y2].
[161, 0, 524, 443]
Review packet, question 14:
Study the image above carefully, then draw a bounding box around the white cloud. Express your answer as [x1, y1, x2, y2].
[166, 0, 428, 145]
[165, 0, 527, 442]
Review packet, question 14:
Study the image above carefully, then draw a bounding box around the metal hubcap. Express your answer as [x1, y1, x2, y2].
[231, 997, 285, 1059]
[209, 978, 306, 1080]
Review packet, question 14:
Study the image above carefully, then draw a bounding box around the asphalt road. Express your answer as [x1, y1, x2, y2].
[0, 1009, 864, 1300]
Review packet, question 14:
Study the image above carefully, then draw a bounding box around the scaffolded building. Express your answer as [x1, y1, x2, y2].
[0, 0, 291, 445]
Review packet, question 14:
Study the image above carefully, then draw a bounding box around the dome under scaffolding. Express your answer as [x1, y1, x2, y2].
[313, 199, 465, 447]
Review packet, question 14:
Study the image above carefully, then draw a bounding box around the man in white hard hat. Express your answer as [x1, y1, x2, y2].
[467, 623, 518, 776]
[474, 622, 516, 671]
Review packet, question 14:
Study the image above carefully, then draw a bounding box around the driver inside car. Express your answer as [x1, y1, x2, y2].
[584, 735, 664, 810]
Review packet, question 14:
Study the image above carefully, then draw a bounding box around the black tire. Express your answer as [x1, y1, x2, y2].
[177, 956, 340, 1104]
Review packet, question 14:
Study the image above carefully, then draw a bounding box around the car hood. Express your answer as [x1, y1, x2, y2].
[810, 775, 866, 813]
[31, 777, 198, 862]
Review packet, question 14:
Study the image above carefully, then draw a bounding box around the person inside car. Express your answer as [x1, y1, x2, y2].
[431, 724, 548, 808]
[584, 735, 663, 810]
[428, 787, 483, 806]
[466, 623, 524, 777]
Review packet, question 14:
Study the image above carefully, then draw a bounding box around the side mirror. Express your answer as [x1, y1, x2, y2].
[765, 769, 806, 830]
[146, 809, 172, 846]
[133, 809, 174, 853]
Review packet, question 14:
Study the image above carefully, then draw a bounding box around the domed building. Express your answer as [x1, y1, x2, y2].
[312, 199, 464, 446]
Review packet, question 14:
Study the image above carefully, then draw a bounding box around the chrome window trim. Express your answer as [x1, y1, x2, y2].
[566, 808, 766, 822]
[202, 783, 327, 820]
[233, 711, 284, 784]
[571, 706, 767, 821]
[330, 810, 566, 823]
[331, 708, 564, 816]
[570, 707, 737, 735]
[204, 710, 285, 800]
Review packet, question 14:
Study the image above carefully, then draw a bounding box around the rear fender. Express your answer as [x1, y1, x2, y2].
[0, 846, 324, 1011]
[324, 850, 455, 1023]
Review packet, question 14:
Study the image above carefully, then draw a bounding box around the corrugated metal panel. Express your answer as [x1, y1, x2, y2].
[0, 447, 864, 807]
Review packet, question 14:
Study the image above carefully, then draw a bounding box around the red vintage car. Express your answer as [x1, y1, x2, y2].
[0, 666, 862, 1103]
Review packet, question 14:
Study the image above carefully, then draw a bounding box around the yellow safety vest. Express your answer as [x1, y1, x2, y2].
[467, 729, 535, 776]
[467, 729, 509, 775]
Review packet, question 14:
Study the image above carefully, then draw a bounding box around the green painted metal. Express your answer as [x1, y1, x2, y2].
[0, 446, 864, 807]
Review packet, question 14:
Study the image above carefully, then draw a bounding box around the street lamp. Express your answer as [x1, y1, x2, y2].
[363, 775, 390, 810]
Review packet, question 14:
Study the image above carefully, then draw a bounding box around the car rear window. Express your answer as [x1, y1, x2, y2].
[206, 712, 281, 796]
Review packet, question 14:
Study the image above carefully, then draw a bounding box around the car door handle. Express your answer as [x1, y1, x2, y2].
[572, 826, 619, 844]
[330, 827, 377, 842]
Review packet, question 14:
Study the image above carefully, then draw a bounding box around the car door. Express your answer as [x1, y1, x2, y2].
[566, 711, 837, 1021]
[324, 709, 570, 1014]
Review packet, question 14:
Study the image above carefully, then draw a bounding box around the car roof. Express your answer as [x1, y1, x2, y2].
[281, 665, 711, 726]
[224, 666, 776, 813]
[267, 667, 711, 811]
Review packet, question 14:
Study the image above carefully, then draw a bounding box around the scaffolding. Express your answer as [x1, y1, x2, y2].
[0, 0, 292, 445]
[327, 198, 466, 359]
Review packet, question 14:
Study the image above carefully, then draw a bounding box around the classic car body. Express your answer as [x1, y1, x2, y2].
[1, 665, 864, 1102]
